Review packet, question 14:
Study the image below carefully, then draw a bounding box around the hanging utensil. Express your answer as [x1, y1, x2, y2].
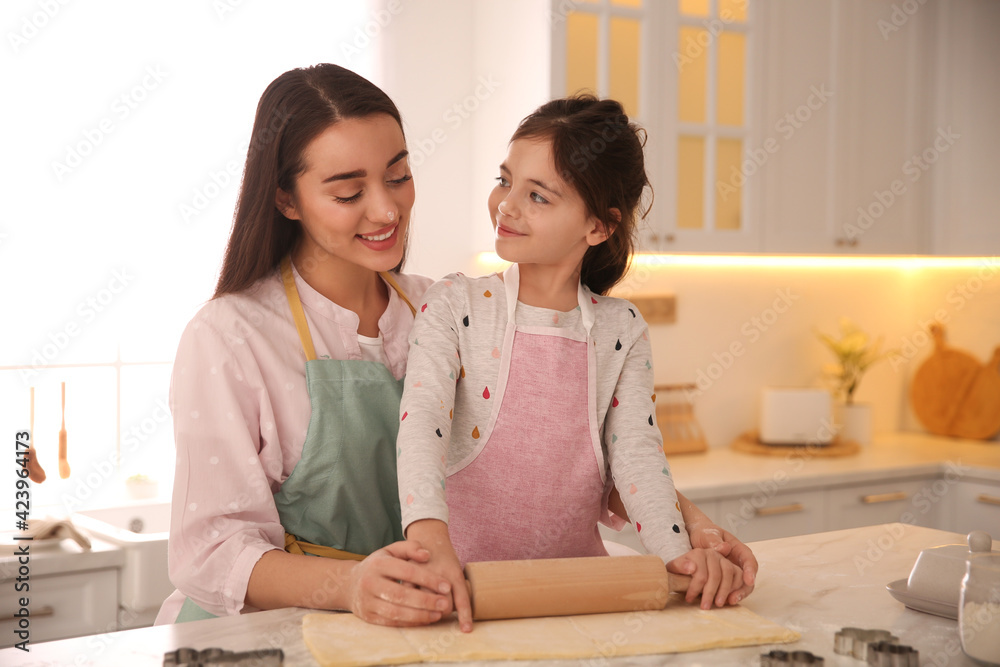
[58, 381, 70, 479]
[26, 386, 46, 483]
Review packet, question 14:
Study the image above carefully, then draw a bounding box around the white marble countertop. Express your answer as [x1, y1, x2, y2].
[0, 534, 124, 580]
[671, 431, 1000, 501]
[1, 523, 987, 666]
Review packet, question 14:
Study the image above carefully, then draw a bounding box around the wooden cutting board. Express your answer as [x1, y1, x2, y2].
[910, 324, 1000, 440]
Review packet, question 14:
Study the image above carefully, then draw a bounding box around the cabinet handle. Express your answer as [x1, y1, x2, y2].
[976, 494, 1000, 507]
[1, 605, 53, 622]
[861, 491, 908, 504]
[755, 502, 805, 517]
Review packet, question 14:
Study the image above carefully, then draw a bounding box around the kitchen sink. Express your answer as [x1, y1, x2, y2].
[73, 501, 172, 629]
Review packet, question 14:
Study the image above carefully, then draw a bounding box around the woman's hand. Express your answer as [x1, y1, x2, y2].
[685, 522, 757, 605]
[404, 519, 474, 632]
[676, 491, 757, 605]
[346, 540, 454, 627]
[666, 547, 744, 609]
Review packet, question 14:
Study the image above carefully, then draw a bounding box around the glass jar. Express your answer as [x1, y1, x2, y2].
[959, 552, 1000, 665]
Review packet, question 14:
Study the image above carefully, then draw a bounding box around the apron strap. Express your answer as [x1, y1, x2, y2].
[281, 256, 318, 362]
[380, 271, 417, 316]
[280, 258, 417, 361]
[284, 531, 366, 561]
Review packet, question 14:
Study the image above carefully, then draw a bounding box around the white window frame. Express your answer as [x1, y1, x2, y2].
[550, 0, 760, 252]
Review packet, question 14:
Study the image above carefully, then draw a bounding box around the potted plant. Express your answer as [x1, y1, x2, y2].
[817, 318, 890, 445]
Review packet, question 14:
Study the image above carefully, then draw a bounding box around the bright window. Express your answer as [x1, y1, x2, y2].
[553, 0, 752, 245]
[2, 0, 376, 516]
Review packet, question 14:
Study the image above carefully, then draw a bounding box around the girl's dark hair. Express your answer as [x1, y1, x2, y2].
[214, 64, 406, 298]
[510, 95, 651, 295]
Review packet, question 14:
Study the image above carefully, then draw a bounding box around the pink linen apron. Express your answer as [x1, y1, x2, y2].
[446, 264, 610, 564]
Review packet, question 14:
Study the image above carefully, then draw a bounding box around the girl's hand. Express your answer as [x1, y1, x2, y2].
[346, 540, 453, 627]
[405, 519, 474, 632]
[686, 522, 758, 604]
[667, 547, 744, 610]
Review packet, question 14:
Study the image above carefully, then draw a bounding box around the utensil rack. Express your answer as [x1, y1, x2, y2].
[654, 383, 708, 455]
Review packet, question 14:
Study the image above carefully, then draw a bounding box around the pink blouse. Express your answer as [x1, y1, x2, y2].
[155, 265, 431, 623]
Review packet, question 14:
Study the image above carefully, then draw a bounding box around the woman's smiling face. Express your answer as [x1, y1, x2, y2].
[278, 113, 414, 273]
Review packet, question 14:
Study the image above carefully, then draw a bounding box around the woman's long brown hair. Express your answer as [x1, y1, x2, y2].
[214, 64, 406, 298]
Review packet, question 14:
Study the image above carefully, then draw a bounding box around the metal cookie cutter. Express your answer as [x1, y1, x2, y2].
[760, 649, 825, 666]
[163, 647, 284, 666]
[833, 627, 898, 660]
[866, 641, 919, 667]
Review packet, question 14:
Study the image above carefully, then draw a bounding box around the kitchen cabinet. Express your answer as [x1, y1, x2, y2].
[553, 0, 997, 255]
[826, 477, 944, 531]
[758, 0, 929, 254]
[715, 489, 825, 543]
[951, 478, 1000, 535]
[928, 0, 1000, 255]
[0, 568, 118, 647]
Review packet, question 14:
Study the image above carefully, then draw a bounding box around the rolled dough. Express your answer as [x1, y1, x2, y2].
[302, 600, 799, 666]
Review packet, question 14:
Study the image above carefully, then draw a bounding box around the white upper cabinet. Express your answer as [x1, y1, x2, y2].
[550, 0, 999, 255]
[930, 0, 1000, 255]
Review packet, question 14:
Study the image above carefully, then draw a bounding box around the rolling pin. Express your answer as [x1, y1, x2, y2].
[464, 555, 690, 621]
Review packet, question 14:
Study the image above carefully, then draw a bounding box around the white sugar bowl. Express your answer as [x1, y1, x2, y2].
[907, 531, 993, 607]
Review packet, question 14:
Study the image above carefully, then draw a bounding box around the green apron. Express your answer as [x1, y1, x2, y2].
[175, 257, 415, 622]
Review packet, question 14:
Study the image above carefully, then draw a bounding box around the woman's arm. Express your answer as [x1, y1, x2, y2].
[607, 487, 757, 604]
[246, 543, 450, 626]
[676, 490, 758, 604]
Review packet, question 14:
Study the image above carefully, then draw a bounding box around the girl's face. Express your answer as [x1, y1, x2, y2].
[488, 137, 607, 272]
[277, 113, 414, 274]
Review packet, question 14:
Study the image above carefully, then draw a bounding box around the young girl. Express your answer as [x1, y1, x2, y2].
[156, 64, 453, 626]
[397, 96, 746, 632]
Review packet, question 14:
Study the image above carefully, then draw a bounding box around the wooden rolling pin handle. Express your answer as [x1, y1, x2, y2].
[465, 555, 686, 621]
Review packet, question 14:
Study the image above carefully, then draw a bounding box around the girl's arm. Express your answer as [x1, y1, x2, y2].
[603, 311, 690, 563]
[603, 309, 743, 607]
[395, 278, 474, 631]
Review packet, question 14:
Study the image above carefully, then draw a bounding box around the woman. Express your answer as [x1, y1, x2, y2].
[156, 64, 451, 626]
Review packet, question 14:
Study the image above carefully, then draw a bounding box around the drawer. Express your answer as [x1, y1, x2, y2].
[0, 568, 118, 647]
[827, 478, 944, 531]
[716, 489, 826, 543]
[951, 480, 1000, 534]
